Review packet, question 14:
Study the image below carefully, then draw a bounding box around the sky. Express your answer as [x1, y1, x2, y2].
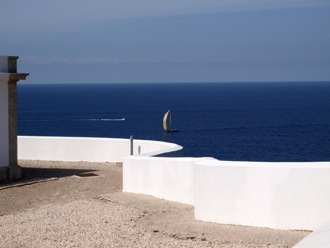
[1, 0, 330, 84]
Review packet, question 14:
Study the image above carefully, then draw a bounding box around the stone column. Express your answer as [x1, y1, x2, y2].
[0, 56, 29, 181]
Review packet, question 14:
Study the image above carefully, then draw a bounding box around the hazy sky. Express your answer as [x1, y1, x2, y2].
[1, 0, 330, 84]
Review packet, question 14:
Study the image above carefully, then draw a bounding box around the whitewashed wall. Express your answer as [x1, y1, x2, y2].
[123, 156, 214, 205]
[18, 136, 182, 162]
[0, 83, 8, 168]
[194, 160, 330, 231]
[293, 219, 330, 248]
[124, 156, 330, 231]
[17, 135, 330, 232]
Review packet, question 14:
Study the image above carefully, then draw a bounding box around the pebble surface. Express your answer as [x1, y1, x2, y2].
[0, 199, 289, 248]
[0, 160, 309, 247]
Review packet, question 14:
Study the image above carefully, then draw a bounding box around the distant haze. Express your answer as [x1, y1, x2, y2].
[1, 0, 330, 84]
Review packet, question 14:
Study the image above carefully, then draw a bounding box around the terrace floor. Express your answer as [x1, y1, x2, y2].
[0, 160, 311, 247]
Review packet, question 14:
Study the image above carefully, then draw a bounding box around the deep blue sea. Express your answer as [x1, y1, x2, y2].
[17, 82, 330, 162]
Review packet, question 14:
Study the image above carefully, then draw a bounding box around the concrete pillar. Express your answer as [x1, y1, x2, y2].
[0, 56, 29, 181]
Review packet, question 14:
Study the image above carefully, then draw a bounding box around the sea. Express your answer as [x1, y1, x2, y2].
[17, 82, 330, 162]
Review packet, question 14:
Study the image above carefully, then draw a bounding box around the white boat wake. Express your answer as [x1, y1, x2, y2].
[19, 118, 126, 122]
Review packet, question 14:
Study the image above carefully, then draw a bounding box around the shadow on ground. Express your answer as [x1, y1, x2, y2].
[22, 167, 97, 179]
[0, 167, 97, 187]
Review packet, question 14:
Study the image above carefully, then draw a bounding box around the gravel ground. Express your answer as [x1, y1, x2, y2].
[0, 161, 303, 247]
[0, 199, 289, 248]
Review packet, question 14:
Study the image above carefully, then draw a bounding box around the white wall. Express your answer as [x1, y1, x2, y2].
[0, 82, 8, 168]
[17, 136, 182, 162]
[132, 139, 183, 157]
[293, 219, 330, 248]
[124, 155, 330, 230]
[17, 135, 330, 232]
[123, 156, 213, 205]
[194, 160, 330, 231]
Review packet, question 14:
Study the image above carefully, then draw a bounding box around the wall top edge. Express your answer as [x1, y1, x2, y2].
[195, 159, 330, 168]
[17, 135, 176, 143]
[126, 156, 214, 161]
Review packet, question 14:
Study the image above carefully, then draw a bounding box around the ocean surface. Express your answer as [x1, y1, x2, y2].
[17, 82, 330, 162]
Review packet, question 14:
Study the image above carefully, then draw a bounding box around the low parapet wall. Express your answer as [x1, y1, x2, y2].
[17, 135, 330, 232]
[124, 155, 330, 231]
[17, 136, 183, 162]
[293, 219, 330, 247]
[194, 160, 330, 231]
[123, 156, 214, 205]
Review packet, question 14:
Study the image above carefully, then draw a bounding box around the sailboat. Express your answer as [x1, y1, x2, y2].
[163, 110, 178, 132]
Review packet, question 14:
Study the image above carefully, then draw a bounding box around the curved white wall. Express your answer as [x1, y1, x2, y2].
[17, 135, 330, 232]
[18, 136, 182, 162]
[124, 154, 330, 231]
